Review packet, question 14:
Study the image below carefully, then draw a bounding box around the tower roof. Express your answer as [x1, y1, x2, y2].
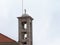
[18, 14, 33, 20]
[0, 33, 16, 42]
[17, 9, 33, 20]
[22, 13, 29, 17]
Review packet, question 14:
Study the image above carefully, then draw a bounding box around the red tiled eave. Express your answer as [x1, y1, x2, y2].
[0, 33, 16, 42]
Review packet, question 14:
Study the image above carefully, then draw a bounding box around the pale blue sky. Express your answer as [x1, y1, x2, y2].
[0, 0, 60, 45]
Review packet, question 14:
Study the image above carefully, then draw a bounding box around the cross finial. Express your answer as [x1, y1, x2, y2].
[24, 9, 26, 14]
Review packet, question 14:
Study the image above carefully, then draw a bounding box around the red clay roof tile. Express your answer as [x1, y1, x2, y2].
[0, 33, 16, 42]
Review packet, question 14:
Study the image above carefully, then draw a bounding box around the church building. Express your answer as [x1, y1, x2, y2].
[0, 9, 33, 45]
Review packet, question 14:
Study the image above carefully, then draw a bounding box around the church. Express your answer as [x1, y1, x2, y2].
[0, 9, 33, 45]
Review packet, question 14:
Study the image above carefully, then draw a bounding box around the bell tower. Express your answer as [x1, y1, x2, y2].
[17, 9, 33, 45]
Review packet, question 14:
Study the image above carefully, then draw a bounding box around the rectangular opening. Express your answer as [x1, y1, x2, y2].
[24, 33, 27, 39]
[22, 22, 27, 29]
[21, 32, 27, 39]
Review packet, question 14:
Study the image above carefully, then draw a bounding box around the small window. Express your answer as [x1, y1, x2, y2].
[21, 32, 27, 39]
[24, 23, 27, 29]
[24, 33, 27, 39]
[22, 22, 27, 29]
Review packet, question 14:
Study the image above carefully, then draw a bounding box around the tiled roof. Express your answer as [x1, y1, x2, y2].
[0, 33, 16, 42]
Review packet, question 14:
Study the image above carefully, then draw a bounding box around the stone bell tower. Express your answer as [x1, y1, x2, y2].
[17, 9, 33, 45]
